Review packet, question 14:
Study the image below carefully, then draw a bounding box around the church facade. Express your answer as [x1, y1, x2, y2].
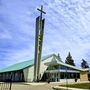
[0, 54, 90, 82]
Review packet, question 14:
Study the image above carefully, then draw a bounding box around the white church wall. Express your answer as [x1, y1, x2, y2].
[23, 56, 53, 82]
[23, 68, 29, 82]
[23, 66, 34, 82]
[40, 56, 53, 78]
[27, 66, 34, 82]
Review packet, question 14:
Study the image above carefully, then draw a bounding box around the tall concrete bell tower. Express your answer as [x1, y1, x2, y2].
[34, 5, 46, 81]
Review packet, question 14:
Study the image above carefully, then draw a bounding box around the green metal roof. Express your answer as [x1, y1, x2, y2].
[0, 54, 54, 73]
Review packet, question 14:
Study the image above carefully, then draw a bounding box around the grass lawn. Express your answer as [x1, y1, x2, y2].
[60, 83, 90, 89]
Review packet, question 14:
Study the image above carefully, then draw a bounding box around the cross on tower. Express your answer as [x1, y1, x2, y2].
[37, 5, 46, 20]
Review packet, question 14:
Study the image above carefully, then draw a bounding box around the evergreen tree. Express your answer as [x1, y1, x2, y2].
[81, 59, 89, 68]
[65, 52, 75, 66]
[57, 53, 63, 62]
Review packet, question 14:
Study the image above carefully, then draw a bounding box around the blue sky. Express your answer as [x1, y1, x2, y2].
[0, 0, 90, 68]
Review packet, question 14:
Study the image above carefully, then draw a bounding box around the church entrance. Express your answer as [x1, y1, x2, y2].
[41, 72, 60, 82]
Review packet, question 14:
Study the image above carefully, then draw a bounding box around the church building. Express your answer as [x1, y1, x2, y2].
[0, 54, 90, 82]
[0, 6, 90, 83]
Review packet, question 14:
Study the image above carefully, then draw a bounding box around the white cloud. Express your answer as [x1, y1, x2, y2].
[0, 0, 90, 68]
[42, 0, 90, 67]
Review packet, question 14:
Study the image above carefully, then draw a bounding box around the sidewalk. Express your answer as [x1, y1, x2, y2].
[25, 82, 47, 85]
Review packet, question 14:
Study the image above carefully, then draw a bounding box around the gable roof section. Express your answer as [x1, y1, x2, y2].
[45, 55, 88, 72]
[57, 59, 89, 72]
[0, 54, 54, 73]
[58, 61, 82, 71]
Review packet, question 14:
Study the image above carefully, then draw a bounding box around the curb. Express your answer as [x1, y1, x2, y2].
[52, 86, 88, 90]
